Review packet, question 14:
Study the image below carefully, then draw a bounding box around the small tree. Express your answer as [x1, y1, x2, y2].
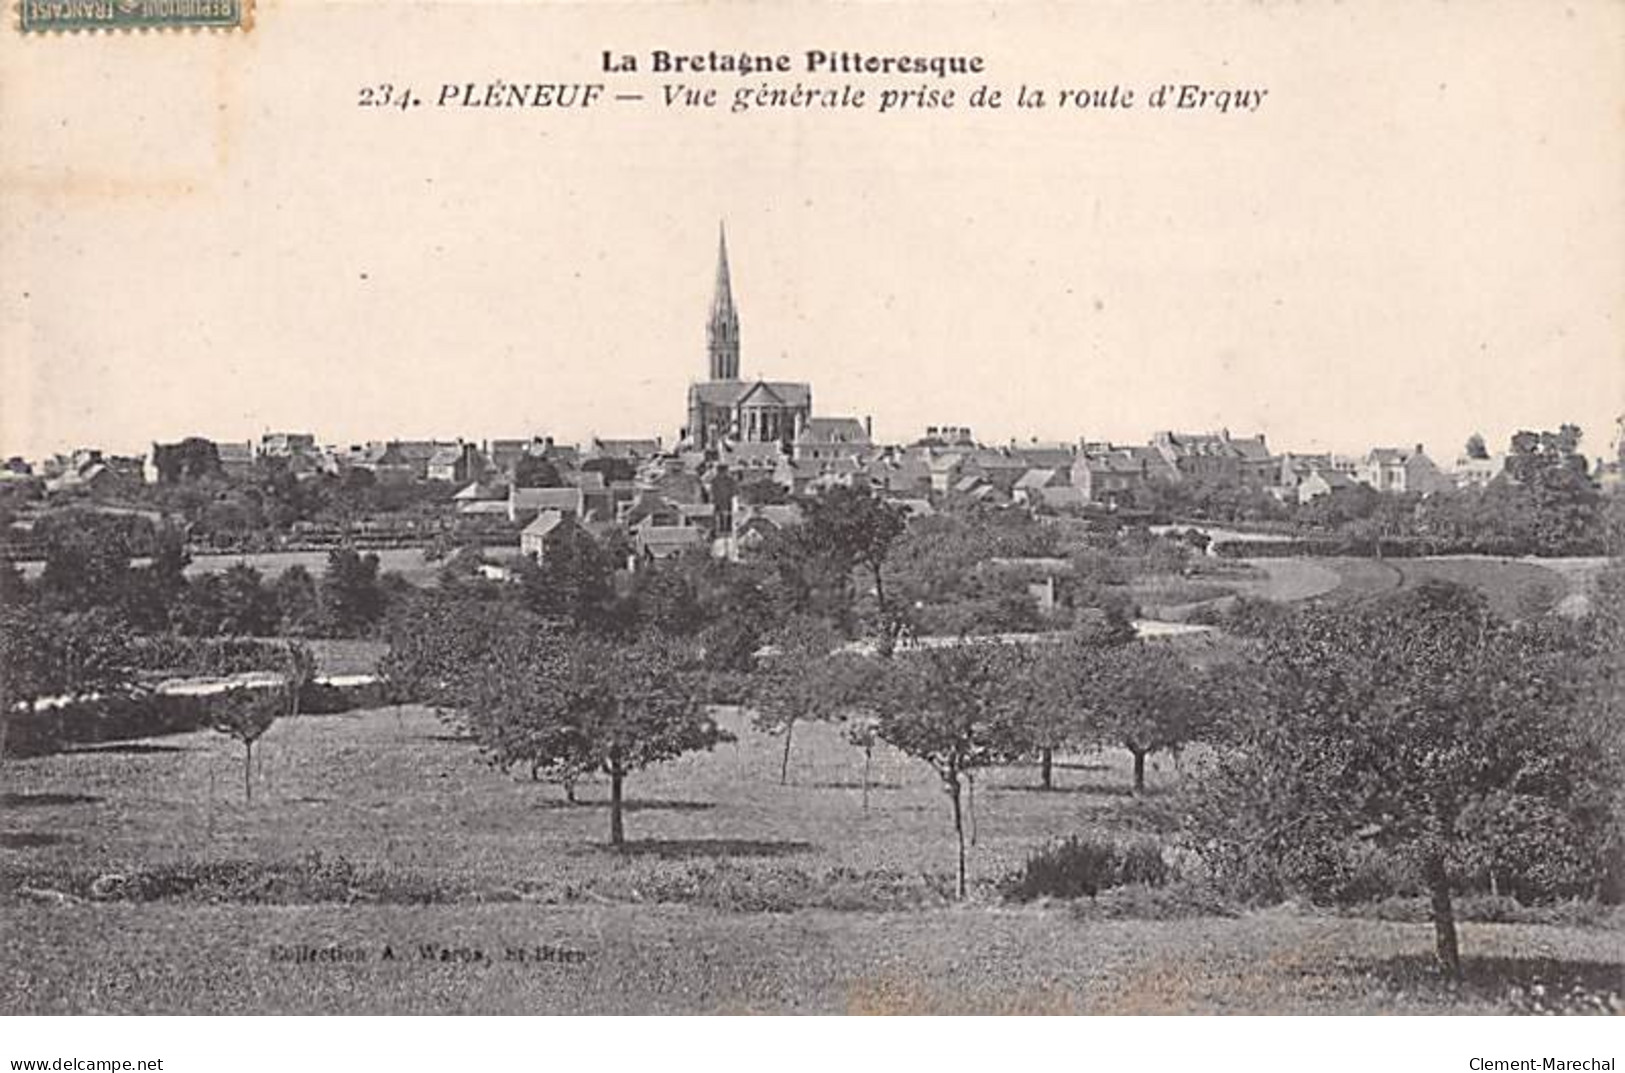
[875, 642, 1027, 897]
[1022, 617, 1137, 790]
[207, 643, 312, 802]
[750, 615, 844, 784]
[1072, 641, 1209, 794]
[210, 686, 280, 802]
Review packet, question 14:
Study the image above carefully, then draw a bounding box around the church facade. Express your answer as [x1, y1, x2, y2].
[684, 227, 812, 451]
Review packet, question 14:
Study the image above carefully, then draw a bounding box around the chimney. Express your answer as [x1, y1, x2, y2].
[864, 415, 873, 439]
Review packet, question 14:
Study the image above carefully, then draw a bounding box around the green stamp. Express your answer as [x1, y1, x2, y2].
[19, 0, 249, 32]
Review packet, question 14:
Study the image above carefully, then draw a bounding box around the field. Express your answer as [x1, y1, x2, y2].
[3, 703, 1619, 1014]
[1319, 555, 1587, 618]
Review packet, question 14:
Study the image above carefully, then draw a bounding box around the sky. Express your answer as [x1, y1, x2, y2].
[2, 1, 1621, 465]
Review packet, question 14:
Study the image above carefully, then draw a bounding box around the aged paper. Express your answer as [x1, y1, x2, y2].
[1, 0, 1622, 1028]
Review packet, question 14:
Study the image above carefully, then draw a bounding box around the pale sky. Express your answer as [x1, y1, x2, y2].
[2, 1, 1621, 464]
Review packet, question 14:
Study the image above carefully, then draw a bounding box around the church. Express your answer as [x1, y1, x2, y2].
[683, 226, 812, 451]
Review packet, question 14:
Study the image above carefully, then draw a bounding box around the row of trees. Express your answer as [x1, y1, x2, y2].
[6, 515, 399, 638]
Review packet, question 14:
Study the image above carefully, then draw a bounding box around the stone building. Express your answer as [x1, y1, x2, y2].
[684, 226, 812, 451]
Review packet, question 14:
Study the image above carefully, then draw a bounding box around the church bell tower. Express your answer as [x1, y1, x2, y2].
[707, 223, 740, 381]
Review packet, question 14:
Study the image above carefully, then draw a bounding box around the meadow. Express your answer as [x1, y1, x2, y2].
[3, 700, 1619, 1014]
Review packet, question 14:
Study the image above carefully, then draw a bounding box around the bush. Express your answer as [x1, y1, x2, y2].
[1069, 880, 1239, 921]
[1002, 834, 1170, 903]
[5, 853, 464, 905]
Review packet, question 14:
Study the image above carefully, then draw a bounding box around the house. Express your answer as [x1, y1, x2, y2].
[793, 416, 871, 463]
[719, 440, 784, 475]
[1009, 442, 1077, 470]
[260, 432, 317, 457]
[1452, 453, 1507, 490]
[634, 523, 706, 562]
[729, 502, 804, 559]
[588, 437, 662, 462]
[1070, 446, 1152, 508]
[913, 425, 977, 449]
[1012, 467, 1067, 506]
[1036, 486, 1087, 512]
[1297, 467, 1358, 505]
[509, 485, 584, 523]
[427, 443, 485, 484]
[1356, 445, 1448, 495]
[216, 441, 256, 481]
[519, 510, 582, 560]
[886, 497, 936, 520]
[1151, 430, 1275, 488]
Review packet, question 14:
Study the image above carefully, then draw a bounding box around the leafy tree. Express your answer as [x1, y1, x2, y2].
[217, 563, 276, 636]
[320, 547, 384, 636]
[460, 631, 731, 845]
[0, 606, 135, 766]
[1020, 616, 1136, 790]
[39, 513, 132, 613]
[511, 455, 564, 489]
[207, 643, 312, 802]
[750, 615, 845, 784]
[1071, 641, 1211, 794]
[273, 565, 321, 636]
[630, 558, 706, 638]
[515, 525, 617, 633]
[1194, 582, 1614, 978]
[1464, 432, 1489, 461]
[874, 642, 1028, 897]
[802, 487, 907, 648]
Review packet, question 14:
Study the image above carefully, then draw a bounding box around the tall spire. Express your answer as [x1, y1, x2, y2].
[707, 221, 740, 380]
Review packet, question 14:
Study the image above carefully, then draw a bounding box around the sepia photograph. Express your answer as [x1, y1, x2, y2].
[0, 0, 1622, 1048]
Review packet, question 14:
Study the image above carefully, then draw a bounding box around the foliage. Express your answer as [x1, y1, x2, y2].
[799, 486, 907, 646]
[1003, 834, 1170, 902]
[320, 547, 386, 636]
[1189, 581, 1619, 977]
[749, 615, 850, 783]
[874, 641, 1030, 896]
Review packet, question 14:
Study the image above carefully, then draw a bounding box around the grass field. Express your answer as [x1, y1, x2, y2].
[1319, 556, 1574, 618]
[2, 703, 1618, 1014]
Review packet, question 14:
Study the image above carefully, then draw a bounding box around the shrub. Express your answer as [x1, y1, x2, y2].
[1002, 834, 1170, 903]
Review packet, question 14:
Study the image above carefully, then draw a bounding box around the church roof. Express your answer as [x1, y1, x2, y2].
[689, 379, 812, 408]
[797, 417, 869, 445]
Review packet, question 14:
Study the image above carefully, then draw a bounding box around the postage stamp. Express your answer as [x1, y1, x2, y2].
[18, 0, 249, 32]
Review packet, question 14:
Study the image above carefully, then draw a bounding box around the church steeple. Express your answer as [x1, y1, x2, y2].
[707, 222, 740, 381]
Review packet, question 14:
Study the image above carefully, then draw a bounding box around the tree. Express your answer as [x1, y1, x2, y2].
[1020, 615, 1137, 790]
[511, 455, 563, 489]
[1071, 641, 1210, 794]
[217, 563, 276, 636]
[0, 607, 135, 767]
[1464, 432, 1489, 461]
[321, 547, 384, 636]
[801, 487, 907, 648]
[515, 525, 617, 633]
[1194, 582, 1614, 978]
[38, 512, 132, 613]
[874, 642, 1028, 897]
[210, 687, 280, 802]
[273, 565, 321, 636]
[465, 632, 731, 845]
[750, 615, 845, 784]
[150, 437, 223, 483]
[207, 643, 312, 802]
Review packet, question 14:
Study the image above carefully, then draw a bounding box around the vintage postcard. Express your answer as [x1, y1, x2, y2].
[1, 0, 1622, 1040]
